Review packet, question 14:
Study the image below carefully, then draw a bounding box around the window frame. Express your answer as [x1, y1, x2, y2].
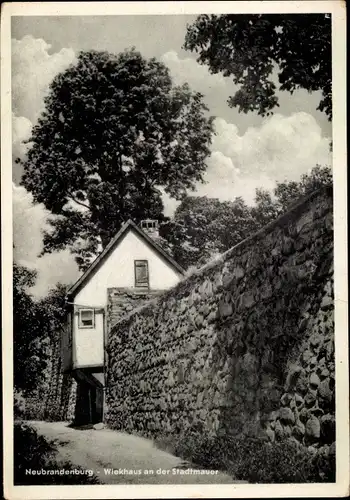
[134, 259, 149, 288]
[78, 308, 95, 329]
[141, 220, 157, 230]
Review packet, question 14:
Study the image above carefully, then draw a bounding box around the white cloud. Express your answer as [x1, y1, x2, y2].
[30, 249, 80, 299]
[161, 50, 226, 94]
[159, 53, 331, 212]
[13, 184, 50, 264]
[13, 184, 80, 299]
[196, 151, 276, 206]
[12, 36, 76, 182]
[12, 114, 33, 183]
[159, 188, 181, 218]
[212, 112, 331, 182]
[12, 36, 80, 298]
[12, 114, 33, 161]
[162, 111, 332, 215]
[198, 112, 331, 204]
[12, 35, 76, 123]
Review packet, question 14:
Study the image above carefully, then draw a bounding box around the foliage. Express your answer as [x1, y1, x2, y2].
[14, 422, 54, 479]
[15, 389, 49, 421]
[161, 195, 258, 268]
[172, 432, 335, 483]
[14, 390, 26, 418]
[163, 165, 332, 269]
[184, 14, 332, 119]
[13, 262, 68, 395]
[251, 165, 333, 222]
[40, 283, 69, 330]
[311, 446, 336, 482]
[13, 263, 48, 393]
[14, 423, 99, 485]
[19, 49, 214, 270]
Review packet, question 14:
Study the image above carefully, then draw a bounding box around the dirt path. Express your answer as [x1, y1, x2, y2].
[30, 421, 241, 485]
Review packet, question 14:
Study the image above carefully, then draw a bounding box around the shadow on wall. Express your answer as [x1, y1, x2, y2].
[209, 213, 334, 445]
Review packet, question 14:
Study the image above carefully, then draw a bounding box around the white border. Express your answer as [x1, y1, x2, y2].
[2, 2, 348, 499]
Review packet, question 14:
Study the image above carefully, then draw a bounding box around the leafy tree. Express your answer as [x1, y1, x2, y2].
[13, 262, 68, 394]
[19, 49, 214, 270]
[13, 263, 46, 393]
[184, 14, 332, 119]
[251, 165, 333, 221]
[164, 165, 332, 269]
[161, 195, 258, 268]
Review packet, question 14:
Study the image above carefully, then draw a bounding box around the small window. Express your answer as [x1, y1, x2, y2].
[78, 309, 95, 328]
[141, 219, 158, 230]
[134, 260, 149, 288]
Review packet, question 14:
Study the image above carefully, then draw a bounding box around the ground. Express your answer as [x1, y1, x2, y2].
[29, 421, 240, 485]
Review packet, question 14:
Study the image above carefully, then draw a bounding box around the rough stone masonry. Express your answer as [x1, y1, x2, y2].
[106, 187, 334, 456]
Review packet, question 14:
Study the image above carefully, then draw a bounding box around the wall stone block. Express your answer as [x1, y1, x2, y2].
[305, 416, 321, 442]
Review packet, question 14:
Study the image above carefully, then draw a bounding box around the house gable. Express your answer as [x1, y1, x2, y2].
[68, 221, 184, 307]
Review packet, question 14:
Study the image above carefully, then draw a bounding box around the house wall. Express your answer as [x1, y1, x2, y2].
[74, 229, 182, 308]
[71, 229, 182, 370]
[73, 310, 105, 368]
[106, 188, 334, 455]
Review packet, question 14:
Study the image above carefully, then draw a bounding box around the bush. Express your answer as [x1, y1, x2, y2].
[308, 446, 336, 482]
[172, 432, 336, 483]
[14, 423, 99, 485]
[14, 391, 26, 419]
[153, 434, 176, 456]
[14, 388, 50, 421]
[228, 437, 313, 483]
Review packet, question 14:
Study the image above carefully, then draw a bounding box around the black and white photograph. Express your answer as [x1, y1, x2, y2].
[1, 1, 348, 499]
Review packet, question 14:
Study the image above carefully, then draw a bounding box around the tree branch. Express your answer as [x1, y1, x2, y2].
[67, 194, 91, 211]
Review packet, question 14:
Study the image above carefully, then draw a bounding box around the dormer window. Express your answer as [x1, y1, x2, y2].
[134, 260, 149, 288]
[78, 309, 95, 328]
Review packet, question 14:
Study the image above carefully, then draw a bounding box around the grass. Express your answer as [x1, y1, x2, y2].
[14, 421, 100, 485]
[154, 432, 336, 483]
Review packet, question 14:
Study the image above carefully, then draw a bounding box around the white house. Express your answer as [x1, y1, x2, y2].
[62, 219, 185, 424]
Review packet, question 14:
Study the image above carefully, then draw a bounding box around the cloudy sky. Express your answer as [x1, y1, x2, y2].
[12, 15, 332, 297]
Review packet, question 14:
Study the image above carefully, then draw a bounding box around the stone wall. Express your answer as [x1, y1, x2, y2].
[43, 326, 77, 422]
[106, 187, 334, 455]
[107, 287, 164, 333]
[20, 329, 77, 422]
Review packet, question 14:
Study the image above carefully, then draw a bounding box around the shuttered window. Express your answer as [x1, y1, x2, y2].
[134, 260, 149, 288]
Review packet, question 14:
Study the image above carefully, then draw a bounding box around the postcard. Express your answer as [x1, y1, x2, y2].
[1, 1, 348, 499]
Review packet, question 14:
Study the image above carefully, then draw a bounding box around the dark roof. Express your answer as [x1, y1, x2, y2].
[67, 219, 185, 298]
